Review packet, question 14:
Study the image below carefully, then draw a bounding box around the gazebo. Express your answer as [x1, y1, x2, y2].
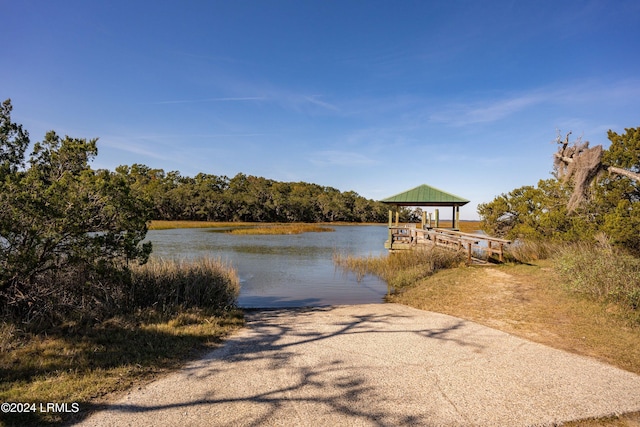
[380, 184, 469, 230]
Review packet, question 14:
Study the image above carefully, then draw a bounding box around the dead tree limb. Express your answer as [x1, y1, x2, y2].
[554, 132, 640, 211]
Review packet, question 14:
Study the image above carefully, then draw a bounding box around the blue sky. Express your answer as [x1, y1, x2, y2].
[3, 0, 640, 219]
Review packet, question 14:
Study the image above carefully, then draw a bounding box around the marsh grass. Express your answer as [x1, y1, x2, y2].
[554, 238, 640, 319]
[333, 247, 465, 290]
[435, 220, 482, 234]
[129, 257, 240, 313]
[227, 223, 334, 235]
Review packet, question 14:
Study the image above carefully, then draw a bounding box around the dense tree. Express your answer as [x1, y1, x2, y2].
[0, 99, 29, 178]
[0, 100, 152, 323]
[115, 167, 391, 223]
[596, 128, 640, 251]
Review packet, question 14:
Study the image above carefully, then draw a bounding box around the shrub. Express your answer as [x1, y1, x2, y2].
[553, 237, 640, 312]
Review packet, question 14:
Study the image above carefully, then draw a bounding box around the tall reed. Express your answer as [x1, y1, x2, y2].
[129, 257, 240, 313]
[505, 239, 564, 263]
[334, 247, 465, 290]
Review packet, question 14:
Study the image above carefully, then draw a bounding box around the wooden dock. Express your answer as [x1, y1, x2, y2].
[384, 226, 511, 263]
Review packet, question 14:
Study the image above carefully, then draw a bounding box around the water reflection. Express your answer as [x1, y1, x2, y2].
[144, 225, 389, 308]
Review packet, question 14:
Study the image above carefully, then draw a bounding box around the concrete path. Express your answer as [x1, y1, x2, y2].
[79, 304, 640, 426]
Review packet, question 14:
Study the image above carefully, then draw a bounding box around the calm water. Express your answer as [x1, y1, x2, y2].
[144, 225, 390, 308]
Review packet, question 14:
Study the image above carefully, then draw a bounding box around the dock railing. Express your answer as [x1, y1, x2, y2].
[385, 226, 511, 263]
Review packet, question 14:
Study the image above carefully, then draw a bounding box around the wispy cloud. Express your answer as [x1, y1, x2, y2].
[303, 95, 340, 112]
[310, 150, 378, 167]
[428, 79, 640, 127]
[429, 93, 545, 126]
[100, 138, 171, 160]
[152, 97, 265, 105]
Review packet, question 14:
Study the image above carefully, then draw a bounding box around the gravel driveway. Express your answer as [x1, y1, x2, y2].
[79, 303, 640, 426]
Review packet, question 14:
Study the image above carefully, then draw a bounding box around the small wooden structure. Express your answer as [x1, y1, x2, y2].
[380, 184, 470, 231]
[380, 184, 510, 262]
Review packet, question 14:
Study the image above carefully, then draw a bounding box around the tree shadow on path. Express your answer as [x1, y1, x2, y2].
[77, 306, 489, 426]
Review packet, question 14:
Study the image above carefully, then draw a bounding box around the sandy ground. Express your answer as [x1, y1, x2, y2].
[79, 303, 640, 426]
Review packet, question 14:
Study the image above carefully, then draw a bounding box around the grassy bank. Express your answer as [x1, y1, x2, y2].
[0, 258, 243, 426]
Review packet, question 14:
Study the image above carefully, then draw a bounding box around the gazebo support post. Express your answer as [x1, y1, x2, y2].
[388, 210, 393, 247]
[435, 209, 439, 228]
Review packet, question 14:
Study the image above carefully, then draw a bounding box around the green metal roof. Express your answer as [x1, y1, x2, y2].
[380, 184, 469, 207]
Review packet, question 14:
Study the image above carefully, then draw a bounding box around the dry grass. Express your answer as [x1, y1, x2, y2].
[505, 239, 565, 262]
[129, 257, 240, 312]
[149, 220, 383, 231]
[435, 220, 482, 233]
[554, 240, 640, 316]
[227, 223, 334, 235]
[0, 310, 244, 426]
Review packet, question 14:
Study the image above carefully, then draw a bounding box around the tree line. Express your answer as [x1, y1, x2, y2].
[114, 165, 393, 223]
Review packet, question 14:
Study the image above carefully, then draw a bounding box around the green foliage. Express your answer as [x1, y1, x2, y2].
[594, 127, 640, 252]
[0, 99, 29, 178]
[478, 178, 591, 241]
[117, 166, 391, 223]
[0, 100, 152, 326]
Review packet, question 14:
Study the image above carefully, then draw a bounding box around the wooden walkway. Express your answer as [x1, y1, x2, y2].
[384, 226, 511, 264]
